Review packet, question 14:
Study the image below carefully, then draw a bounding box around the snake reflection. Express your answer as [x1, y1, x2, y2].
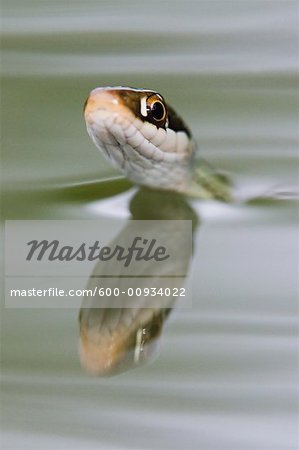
[79, 188, 199, 376]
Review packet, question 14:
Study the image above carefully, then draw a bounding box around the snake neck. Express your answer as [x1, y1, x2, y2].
[183, 160, 232, 202]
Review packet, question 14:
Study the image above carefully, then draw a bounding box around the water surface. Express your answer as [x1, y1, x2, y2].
[1, 1, 298, 449]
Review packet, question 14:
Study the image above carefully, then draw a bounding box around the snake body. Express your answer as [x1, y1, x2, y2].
[84, 86, 230, 201]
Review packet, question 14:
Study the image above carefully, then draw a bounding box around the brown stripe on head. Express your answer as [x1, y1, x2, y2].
[84, 86, 191, 136]
[166, 104, 192, 138]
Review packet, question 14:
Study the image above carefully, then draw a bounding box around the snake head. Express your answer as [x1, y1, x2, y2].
[84, 86, 194, 192]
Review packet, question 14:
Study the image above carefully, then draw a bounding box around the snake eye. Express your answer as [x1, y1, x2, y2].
[150, 101, 166, 122]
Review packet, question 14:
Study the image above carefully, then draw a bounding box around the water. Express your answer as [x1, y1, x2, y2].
[1, 1, 298, 449]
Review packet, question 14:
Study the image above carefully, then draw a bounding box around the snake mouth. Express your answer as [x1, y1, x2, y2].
[84, 88, 136, 167]
[84, 88, 136, 140]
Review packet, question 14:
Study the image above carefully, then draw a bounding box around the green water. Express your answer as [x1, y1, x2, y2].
[1, 1, 298, 449]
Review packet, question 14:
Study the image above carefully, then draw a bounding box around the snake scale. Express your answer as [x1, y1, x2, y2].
[84, 86, 231, 201]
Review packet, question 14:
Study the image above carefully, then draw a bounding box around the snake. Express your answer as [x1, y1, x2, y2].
[79, 189, 198, 375]
[84, 86, 231, 201]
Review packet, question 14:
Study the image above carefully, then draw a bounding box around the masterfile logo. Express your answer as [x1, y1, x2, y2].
[26, 237, 170, 266]
[5, 219, 192, 308]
